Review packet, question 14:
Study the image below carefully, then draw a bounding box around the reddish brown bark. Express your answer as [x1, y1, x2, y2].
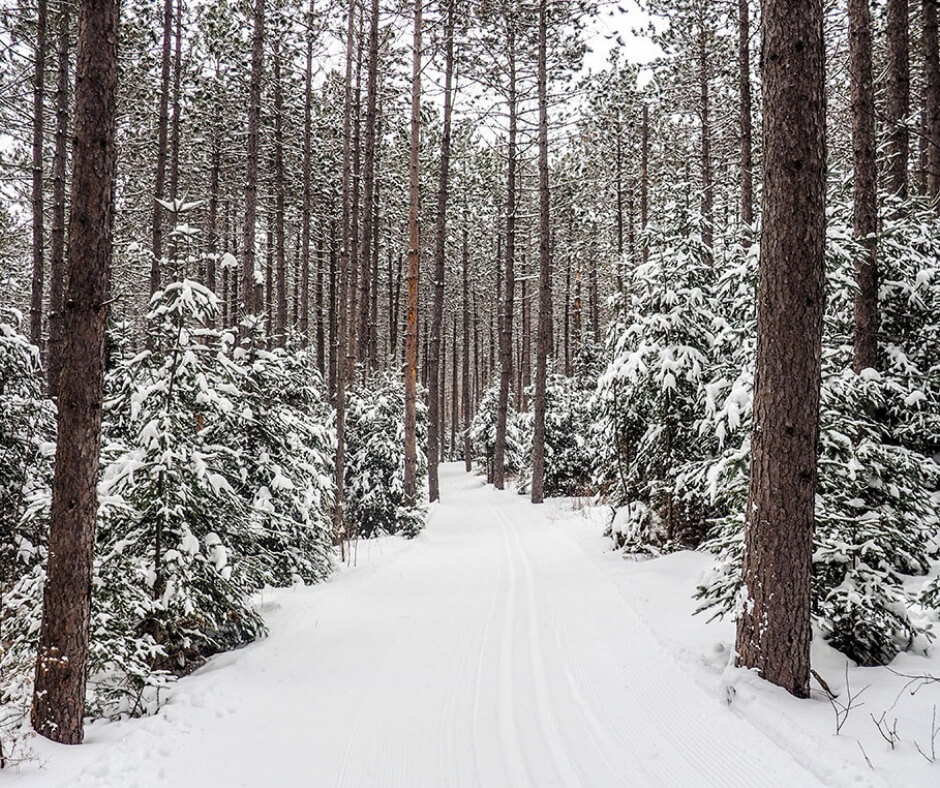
[735, 0, 827, 699]
[31, 0, 119, 743]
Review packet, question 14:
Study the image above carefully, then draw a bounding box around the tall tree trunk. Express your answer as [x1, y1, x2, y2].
[357, 0, 380, 372]
[334, 0, 357, 551]
[29, 0, 47, 347]
[641, 103, 649, 264]
[241, 0, 265, 320]
[462, 225, 472, 471]
[735, 0, 826, 699]
[301, 19, 314, 348]
[849, 0, 878, 372]
[614, 119, 624, 290]
[328, 219, 338, 394]
[403, 0, 422, 508]
[925, 0, 940, 200]
[315, 232, 325, 368]
[274, 35, 288, 347]
[698, 12, 713, 249]
[494, 26, 517, 491]
[427, 0, 455, 502]
[207, 93, 221, 298]
[152, 0, 173, 293]
[451, 309, 458, 461]
[167, 0, 182, 267]
[46, 0, 70, 396]
[31, 0, 119, 743]
[347, 40, 363, 384]
[531, 0, 552, 504]
[738, 0, 754, 226]
[886, 0, 910, 198]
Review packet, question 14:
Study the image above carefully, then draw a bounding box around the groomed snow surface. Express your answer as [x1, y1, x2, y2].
[14, 464, 940, 787]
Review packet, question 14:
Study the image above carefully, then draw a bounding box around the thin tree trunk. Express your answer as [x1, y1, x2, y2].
[274, 36, 288, 347]
[357, 0, 380, 372]
[735, 0, 826, 700]
[316, 231, 325, 369]
[403, 0, 422, 508]
[427, 0, 455, 502]
[641, 103, 649, 264]
[494, 26, 517, 491]
[451, 309, 458, 462]
[698, 12, 713, 249]
[886, 0, 910, 198]
[849, 0, 878, 372]
[207, 110, 221, 295]
[347, 40, 363, 383]
[738, 0, 754, 226]
[334, 0, 357, 552]
[46, 0, 70, 396]
[329, 218, 338, 395]
[152, 0, 173, 294]
[462, 225, 472, 471]
[167, 0, 182, 267]
[925, 0, 940, 200]
[301, 15, 314, 348]
[531, 0, 552, 504]
[29, 0, 47, 347]
[241, 0, 265, 320]
[31, 0, 119, 743]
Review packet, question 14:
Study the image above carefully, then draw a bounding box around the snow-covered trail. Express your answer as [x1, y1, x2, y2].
[26, 464, 826, 788]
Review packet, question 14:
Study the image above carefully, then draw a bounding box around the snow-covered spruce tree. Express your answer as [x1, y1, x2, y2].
[469, 381, 529, 483]
[0, 310, 56, 749]
[93, 281, 263, 702]
[0, 310, 55, 587]
[695, 194, 940, 667]
[593, 204, 720, 551]
[344, 371, 428, 538]
[219, 330, 335, 585]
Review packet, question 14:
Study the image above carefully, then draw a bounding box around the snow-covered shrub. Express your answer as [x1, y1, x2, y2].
[469, 382, 529, 482]
[344, 372, 427, 538]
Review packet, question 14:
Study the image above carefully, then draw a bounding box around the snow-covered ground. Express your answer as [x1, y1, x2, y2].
[11, 463, 940, 786]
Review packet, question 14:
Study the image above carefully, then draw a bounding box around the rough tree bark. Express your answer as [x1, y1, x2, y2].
[241, 0, 265, 320]
[698, 10, 713, 250]
[848, 0, 878, 372]
[738, 0, 754, 226]
[152, 0, 173, 294]
[531, 0, 552, 504]
[29, 0, 47, 348]
[46, 0, 70, 396]
[735, 0, 827, 699]
[494, 23, 517, 491]
[357, 0, 380, 372]
[403, 0, 423, 508]
[334, 0, 357, 552]
[885, 0, 910, 198]
[925, 0, 940, 200]
[274, 32, 288, 347]
[31, 0, 119, 744]
[462, 224, 472, 472]
[301, 14, 313, 348]
[641, 102, 649, 264]
[427, 0, 455, 503]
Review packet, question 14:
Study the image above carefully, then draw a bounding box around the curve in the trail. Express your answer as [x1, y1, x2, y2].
[26, 463, 828, 788]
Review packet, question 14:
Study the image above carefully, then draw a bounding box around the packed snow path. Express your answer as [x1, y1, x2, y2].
[30, 464, 827, 788]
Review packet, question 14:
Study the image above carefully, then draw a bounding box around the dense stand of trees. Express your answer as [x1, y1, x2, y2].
[2, 0, 940, 747]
